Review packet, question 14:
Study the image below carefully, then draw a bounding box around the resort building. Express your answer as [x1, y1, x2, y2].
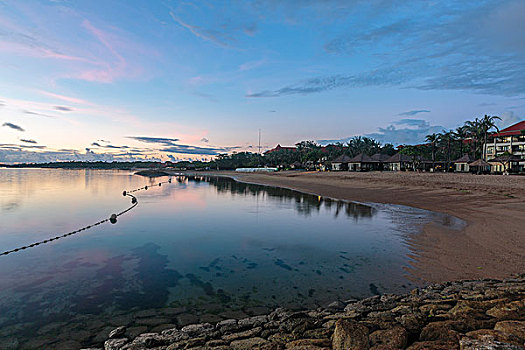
[264, 144, 297, 154]
[331, 154, 352, 171]
[485, 120, 525, 173]
[453, 154, 476, 173]
[348, 153, 375, 171]
[371, 153, 390, 171]
[384, 153, 413, 171]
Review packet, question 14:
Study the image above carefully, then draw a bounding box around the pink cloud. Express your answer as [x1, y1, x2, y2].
[38, 90, 90, 105]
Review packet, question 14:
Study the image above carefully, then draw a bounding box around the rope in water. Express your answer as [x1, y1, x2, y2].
[0, 177, 173, 257]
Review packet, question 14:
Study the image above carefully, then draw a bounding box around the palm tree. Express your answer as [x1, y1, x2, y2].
[425, 133, 439, 170]
[479, 115, 501, 161]
[438, 130, 455, 172]
[454, 125, 468, 156]
[464, 117, 483, 159]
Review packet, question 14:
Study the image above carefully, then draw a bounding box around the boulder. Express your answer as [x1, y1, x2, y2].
[420, 321, 461, 342]
[486, 300, 525, 320]
[369, 326, 408, 348]
[285, 338, 331, 349]
[230, 337, 269, 349]
[494, 320, 525, 340]
[332, 319, 369, 350]
[104, 338, 128, 350]
[109, 326, 126, 339]
[406, 340, 459, 349]
[459, 336, 523, 350]
[465, 329, 524, 347]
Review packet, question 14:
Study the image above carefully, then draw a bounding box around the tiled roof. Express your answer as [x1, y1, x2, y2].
[492, 121, 525, 137]
[349, 153, 375, 163]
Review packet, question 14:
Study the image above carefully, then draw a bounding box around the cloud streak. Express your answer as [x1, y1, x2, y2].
[20, 139, 37, 144]
[397, 110, 430, 116]
[2, 122, 25, 131]
[170, 12, 232, 48]
[247, 1, 525, 97]
[54, 106, 73, 111]
[24, 110, 55, 118]
[127, 136, 180, 146]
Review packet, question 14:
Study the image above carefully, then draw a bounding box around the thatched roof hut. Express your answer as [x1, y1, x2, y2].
[454, 154, 476, 163]
[371, 153, 391, 162]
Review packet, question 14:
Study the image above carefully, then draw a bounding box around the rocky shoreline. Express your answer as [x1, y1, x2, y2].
[83, 275, 524, 350]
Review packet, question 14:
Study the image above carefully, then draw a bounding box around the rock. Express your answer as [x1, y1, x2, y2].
[199, 313, 223, 324]
[285, 338, 331, 349]
[396, 313, 425, 333]
[125, 326, 149, 339]
[181, 323, 214, 336]
[0, 337, 19, 350]
[109, 314, 135, 327]
[217, 319, 240, 333]
[486, 300, 525, 320]
[93, 327, 116, 343]
[303, 327, 331, 339]
[128, 332, 167, 347]
[406, 340, 459, 349]
[134, 309, 157, 318]
[369, 326, 408, 348]
[230, 337, 269, 349]
[161, 307, 187, 316]
[207, 339, 228, 346]
[459, 336, 523, 350]
[54, 340, 83, 350]
[332, 319, 369, 350]
[448, 301, 481, 319]
[238, 315, 268, 329]
[109, 326, 127, 339]
[326, 301, 346, 312]
[135, 317, 171, 326]
[219, 310, 249, 320]
[494, 320, 525, 340]
[104, 338, 128, 350]
[176, 313, 200, 326]
[465, 329, 524, 347]
[420, 321, 461, 342]
[279, 315, 315, 335]
[222, 327, 262, 341]
[150, 323, 177, 333]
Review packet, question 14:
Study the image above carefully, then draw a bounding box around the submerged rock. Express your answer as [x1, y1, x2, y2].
[80, 275, 525, 350]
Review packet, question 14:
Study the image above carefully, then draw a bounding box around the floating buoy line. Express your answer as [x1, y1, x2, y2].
[0, 177, 174, 257]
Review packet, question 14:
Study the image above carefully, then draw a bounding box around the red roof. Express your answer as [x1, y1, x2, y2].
[492, 121, 525, 137]
[265, 144, 296, 154]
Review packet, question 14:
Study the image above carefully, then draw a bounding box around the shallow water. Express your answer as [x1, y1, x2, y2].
[0, 169, 463, 349]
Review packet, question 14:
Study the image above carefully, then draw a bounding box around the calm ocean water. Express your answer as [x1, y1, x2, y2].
[0, 169, 463, 349]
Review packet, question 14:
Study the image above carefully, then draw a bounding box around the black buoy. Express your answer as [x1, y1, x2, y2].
[110, 214, 117, 224]
[123, 191, 126, 196]
[168, 178, 172, 183]
[131, 197, 137, 204]
[159, 182, 162, 186]
[145, 186, 148, 190]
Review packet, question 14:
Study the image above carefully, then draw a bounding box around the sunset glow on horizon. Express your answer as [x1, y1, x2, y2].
[1, 0, 524, 163]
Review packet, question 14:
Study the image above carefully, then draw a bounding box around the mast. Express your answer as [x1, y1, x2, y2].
[258, 129, 261, 155]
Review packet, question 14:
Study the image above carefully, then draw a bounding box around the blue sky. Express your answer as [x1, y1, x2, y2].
[0, 0, 524, 162]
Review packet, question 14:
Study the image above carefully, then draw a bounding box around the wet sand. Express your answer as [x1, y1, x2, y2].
[211, 171, 525, 284]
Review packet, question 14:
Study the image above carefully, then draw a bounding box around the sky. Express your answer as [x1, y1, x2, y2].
[0, 0, 524, 163]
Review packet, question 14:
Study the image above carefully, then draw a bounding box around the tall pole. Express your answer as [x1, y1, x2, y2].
[258, 129, 261, 155]
[258, 129, 261, 167]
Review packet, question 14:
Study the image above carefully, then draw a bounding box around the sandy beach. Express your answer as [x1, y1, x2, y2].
[212, 171, 525, 284]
